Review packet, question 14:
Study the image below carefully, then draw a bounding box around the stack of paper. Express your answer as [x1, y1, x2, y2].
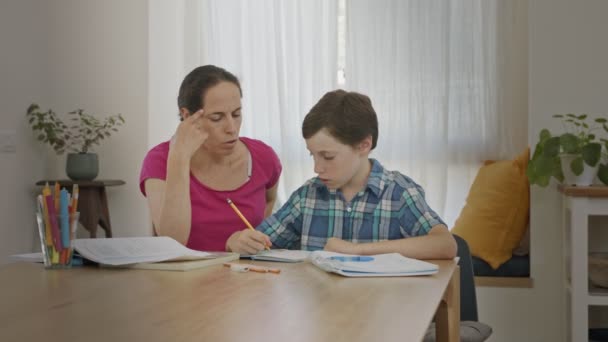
[310, 251, 439, 277]
[73, 236, 238, 271]
[8, 252, 44, 263]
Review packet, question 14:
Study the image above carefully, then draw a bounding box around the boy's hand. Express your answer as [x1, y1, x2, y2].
[226, 229, 272, 255]
[323, 237, 360, 255]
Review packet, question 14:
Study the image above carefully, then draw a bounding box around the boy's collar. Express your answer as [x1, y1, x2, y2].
[311, 159, 386, 198]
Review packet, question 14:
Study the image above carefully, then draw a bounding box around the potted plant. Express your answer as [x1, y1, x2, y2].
[528, 114, 608, 187]
[26, 103, 125, 181]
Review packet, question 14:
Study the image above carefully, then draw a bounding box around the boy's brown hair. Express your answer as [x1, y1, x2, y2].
[302, 90, 378, 149]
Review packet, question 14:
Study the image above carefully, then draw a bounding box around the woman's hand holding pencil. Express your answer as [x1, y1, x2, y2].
[225, 198, 272, 254]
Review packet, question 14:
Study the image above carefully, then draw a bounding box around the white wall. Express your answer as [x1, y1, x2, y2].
[476, 1, 608, 341]
[44, 0, 150, 238]
[0, 0, 52, 263]
[0, 0, 150, 264]
[148, 0, 183, 148]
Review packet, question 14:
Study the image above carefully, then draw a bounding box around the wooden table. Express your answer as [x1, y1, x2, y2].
[0, 260, 459, 342]
[35, 180, 125, 238]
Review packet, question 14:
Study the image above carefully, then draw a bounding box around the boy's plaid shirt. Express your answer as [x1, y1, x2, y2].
[257, 159, 445, 250]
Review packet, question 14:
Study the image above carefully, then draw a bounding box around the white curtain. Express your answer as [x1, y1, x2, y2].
[149, 0, 527, 225]
[344, 0, 528, 226]
[181, 0, 339, 204]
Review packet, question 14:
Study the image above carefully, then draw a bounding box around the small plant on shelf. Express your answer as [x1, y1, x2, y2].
[26, 103, 125, 154]
[527, 113, 608, 187]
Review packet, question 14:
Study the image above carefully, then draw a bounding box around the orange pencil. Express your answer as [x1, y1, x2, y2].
[226, 198, 270, 251]
[251, 265, 281, 274]
[223, 262, 280, 274]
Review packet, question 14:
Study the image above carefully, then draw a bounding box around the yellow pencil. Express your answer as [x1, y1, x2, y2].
[226, 198, 270, 251]
[42, 183, 53, 248]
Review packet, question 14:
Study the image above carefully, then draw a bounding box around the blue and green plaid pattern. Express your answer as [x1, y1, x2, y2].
[257, 159, 445, 250]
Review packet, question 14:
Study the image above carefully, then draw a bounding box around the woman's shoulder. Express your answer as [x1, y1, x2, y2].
[240, 137, 276, 155]
[147, 140, 171, 154]
[240, 137, 280, 165]
[241, 137, 282, 185]
[142, 141, 171, 166]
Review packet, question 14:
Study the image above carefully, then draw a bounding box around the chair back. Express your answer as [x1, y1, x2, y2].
[453, 233, 479, 322]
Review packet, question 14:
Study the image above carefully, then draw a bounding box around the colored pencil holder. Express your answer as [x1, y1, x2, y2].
[35, 211, 80, 269]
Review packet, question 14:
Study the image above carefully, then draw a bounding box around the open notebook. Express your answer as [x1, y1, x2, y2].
[73, 236, 238, 271]
[310, 251, 439, 277]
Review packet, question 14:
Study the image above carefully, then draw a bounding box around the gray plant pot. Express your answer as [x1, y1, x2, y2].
[66, 153, 99, 181]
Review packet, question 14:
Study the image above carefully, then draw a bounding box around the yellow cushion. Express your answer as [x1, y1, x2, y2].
[451, 148, 530, 269]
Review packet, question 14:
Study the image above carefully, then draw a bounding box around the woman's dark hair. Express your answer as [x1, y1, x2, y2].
[302, 90, 378, 149]
[177, 65, 242, 120]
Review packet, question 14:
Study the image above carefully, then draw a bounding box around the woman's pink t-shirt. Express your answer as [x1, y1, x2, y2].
[139, 137, 282, 251]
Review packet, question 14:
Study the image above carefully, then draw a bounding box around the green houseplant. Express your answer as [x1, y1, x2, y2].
[528, 113, 608, 187]
[26, 103, 125, 180]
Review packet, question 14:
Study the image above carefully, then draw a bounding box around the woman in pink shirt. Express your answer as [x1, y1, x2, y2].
[140, 65, 281, 252]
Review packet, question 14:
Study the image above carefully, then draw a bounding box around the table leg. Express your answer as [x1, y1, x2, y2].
[98, 187, 113, 238]
[435, 266, 460, 342]
[77, 187, 100, 238]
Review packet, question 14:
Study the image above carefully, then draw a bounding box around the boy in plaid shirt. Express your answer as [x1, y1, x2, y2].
[227, 90, 456, 259]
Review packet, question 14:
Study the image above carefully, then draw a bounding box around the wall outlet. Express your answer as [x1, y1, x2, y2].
[0, 130, 17, 153]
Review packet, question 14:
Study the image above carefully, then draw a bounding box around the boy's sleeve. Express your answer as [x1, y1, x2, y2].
[256, 189, 303, 249]
[399, 184, 445, 237]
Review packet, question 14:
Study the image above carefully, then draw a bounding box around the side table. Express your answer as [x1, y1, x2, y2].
[35, 179, 125, 238]
[559, 185, 608, 342]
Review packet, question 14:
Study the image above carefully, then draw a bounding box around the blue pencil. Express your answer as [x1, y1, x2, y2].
[60, 188, 70, 247]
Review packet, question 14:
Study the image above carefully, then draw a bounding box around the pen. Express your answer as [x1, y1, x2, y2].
[329, 256, 374, 262]
[226, 198, 270, 251]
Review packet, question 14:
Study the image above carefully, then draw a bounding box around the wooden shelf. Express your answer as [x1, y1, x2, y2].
[474, 276, 533, 288]
[558, 184, 608, 197]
